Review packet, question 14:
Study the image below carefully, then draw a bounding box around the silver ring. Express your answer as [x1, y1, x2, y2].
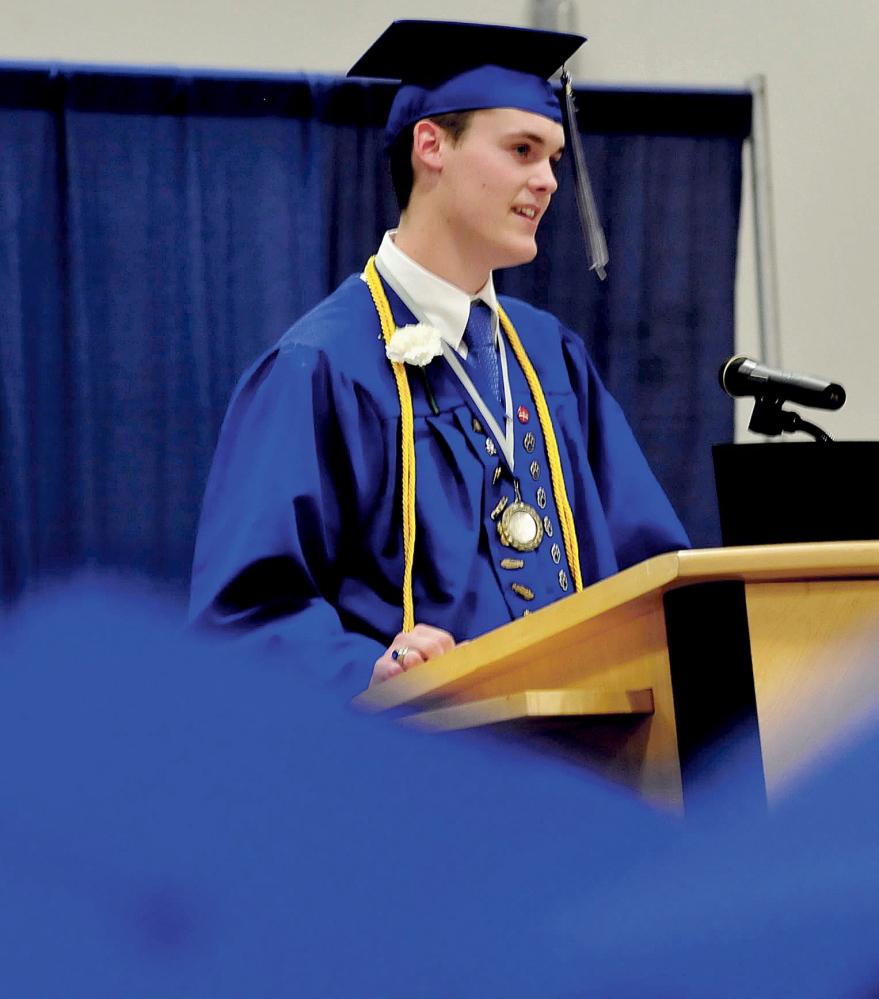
[392, 646, 409, 663]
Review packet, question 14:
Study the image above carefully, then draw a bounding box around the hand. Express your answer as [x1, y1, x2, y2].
[370, 623, 457, 685]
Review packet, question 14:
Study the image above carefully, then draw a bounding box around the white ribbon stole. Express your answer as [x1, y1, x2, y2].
[441, 336, 515, 472]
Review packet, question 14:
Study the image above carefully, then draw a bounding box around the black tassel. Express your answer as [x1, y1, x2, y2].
[560, 69, 608, 281]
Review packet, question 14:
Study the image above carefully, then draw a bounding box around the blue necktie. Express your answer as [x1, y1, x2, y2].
[463, 301, 500, 403]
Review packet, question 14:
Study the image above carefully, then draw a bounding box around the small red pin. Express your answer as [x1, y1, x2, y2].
[517, 405, 530, 424]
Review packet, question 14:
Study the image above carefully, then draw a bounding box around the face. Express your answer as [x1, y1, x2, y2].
[434, 107, 565, 276]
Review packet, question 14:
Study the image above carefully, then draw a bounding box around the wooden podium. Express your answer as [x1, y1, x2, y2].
[353, 542, 879, 811]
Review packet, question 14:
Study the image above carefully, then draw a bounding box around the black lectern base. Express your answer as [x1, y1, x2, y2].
[712, 441, 879, 547]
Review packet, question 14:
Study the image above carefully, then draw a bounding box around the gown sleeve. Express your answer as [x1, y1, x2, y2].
[189, 339, 391, 699]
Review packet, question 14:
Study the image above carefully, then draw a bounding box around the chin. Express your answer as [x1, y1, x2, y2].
[492, 238, 539, 272]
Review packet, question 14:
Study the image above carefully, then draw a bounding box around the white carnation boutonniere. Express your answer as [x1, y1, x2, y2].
[385, 323, 443, 367]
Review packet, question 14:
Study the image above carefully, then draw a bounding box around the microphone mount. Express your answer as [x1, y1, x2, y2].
[747, 395, 834, 443]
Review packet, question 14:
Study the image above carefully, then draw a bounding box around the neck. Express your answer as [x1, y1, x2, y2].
[394, 211, 490, 296]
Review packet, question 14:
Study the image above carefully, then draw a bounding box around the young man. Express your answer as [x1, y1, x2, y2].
[189, 21, 689, 695]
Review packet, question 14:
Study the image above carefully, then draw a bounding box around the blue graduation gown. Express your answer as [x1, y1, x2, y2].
[190, 274, 689, 695]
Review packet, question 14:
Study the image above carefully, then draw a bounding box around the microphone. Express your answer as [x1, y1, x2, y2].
[718, 356, 846, 411]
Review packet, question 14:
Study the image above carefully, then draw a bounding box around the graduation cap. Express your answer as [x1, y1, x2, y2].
[348, 20, 608, 280]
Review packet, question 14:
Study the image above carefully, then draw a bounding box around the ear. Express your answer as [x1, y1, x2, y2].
[411, 119, 446, 174]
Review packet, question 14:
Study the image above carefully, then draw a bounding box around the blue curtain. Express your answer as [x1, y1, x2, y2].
[0, 67, 749, 601]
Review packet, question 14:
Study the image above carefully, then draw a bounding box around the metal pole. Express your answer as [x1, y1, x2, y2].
[748, 74, 782, 368]
[529, 0, 581, 76]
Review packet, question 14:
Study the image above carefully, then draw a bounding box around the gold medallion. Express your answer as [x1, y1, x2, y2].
[497, 478, 544, 552]
[497, 501, 544, 552]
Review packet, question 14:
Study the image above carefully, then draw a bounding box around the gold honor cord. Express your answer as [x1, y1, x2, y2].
[364, 256, 417, 632]
[497, 306, 583, 592]
[364, 256, 584, 633]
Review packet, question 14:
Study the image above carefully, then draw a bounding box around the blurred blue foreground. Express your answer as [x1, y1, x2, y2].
[2, 577, 878, 997]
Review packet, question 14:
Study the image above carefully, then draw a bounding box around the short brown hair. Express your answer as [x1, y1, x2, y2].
[388, 111, 475, 211]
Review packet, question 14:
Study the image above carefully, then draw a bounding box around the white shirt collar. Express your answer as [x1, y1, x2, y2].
[372, 230, 499, 354]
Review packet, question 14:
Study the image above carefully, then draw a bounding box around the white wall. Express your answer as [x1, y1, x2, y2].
[3, 0, 877, 441]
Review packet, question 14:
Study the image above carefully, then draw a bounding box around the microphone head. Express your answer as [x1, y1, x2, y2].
[717, 355, 750, 397]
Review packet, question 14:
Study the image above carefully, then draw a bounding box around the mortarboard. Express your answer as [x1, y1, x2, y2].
[348, 20, 608, 279]
[348, 20, 583, 146]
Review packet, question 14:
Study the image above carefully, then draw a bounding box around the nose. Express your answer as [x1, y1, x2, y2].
[529, 157, 558, 196]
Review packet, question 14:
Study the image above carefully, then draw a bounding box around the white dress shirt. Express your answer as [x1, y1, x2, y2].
[370, 230, 515, 468]
[371, 230, 500, 358]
